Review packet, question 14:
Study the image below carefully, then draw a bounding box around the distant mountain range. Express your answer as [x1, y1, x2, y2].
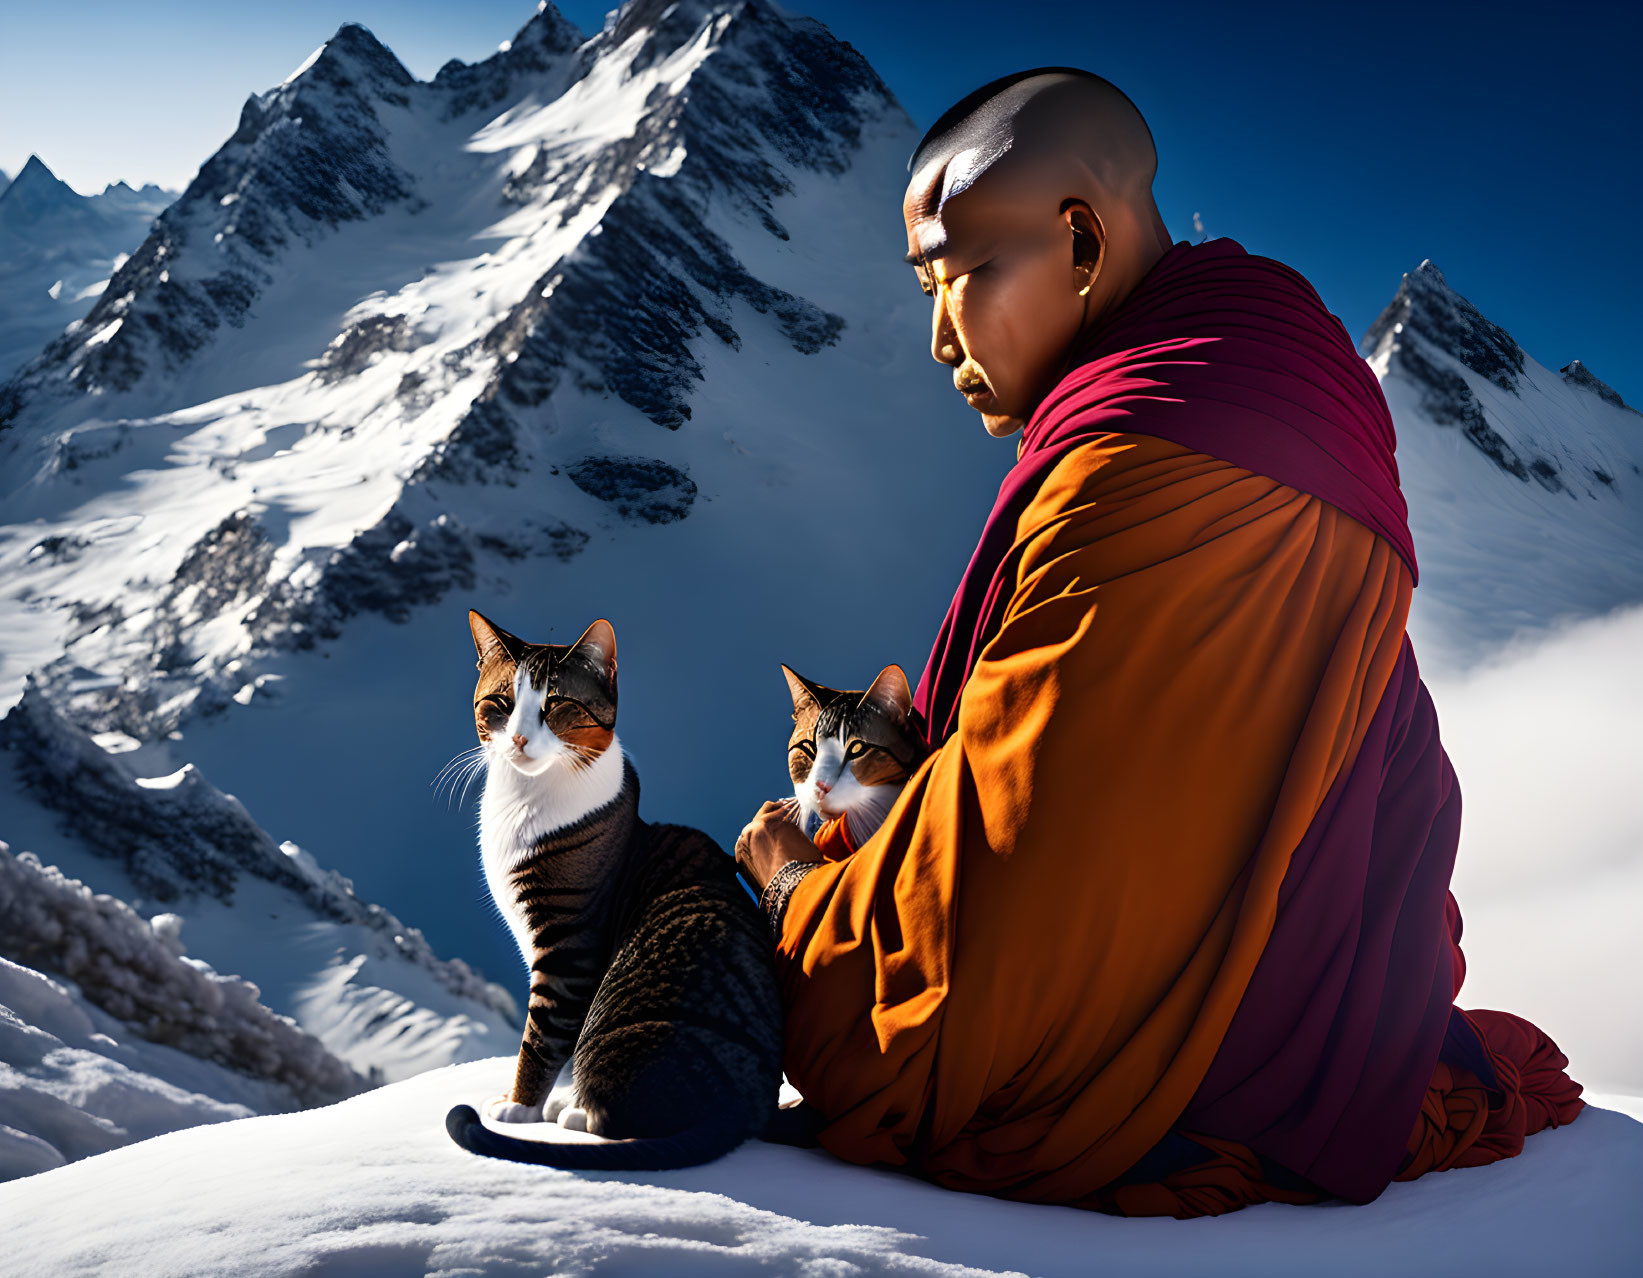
[0, 0, 1638, 1177]
[0, 156, 175, 385]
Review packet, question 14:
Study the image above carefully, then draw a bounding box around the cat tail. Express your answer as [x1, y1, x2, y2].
[444, 1104, 747, 1170]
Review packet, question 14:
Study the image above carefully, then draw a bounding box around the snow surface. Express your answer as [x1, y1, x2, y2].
[0, 1055, 1638, 1276]
[0, 954, 290, 1183]
[0, 842, 363, 1109]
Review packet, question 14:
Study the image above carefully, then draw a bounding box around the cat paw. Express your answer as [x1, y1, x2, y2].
[555, 1106, 590, 1132]
[483, 1095, 545, 1124]
[541, 1087, 578, 1123]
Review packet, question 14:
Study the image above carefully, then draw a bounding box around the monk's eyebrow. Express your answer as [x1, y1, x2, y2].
[905, 228, 949, 265]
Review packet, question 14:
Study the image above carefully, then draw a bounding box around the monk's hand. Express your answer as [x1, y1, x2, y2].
[735, 800, 820, 893]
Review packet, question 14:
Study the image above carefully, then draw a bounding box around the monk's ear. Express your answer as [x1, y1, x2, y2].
[862, 664, 912, 723]
[470, 609, 524, 669]
[1062, 200, 1105, 298]
[781, 664, 826, 719]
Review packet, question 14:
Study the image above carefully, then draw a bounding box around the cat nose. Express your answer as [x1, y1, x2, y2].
[512, 734, 527, 750]
[814, 779, 831, 794]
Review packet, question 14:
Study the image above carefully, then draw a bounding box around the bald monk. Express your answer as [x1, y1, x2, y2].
[734, 68, 1584, 1217]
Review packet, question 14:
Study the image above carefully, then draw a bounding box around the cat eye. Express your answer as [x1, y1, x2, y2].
[845, 741, 871, 760]
[540, 695, 613, 731]
[791, 740, 816, 759]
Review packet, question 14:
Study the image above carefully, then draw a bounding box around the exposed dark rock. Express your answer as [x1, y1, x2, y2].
[567, 454, 697, 523]
[410, 396, 520, 484]
[476, 519, 588, 563]
[1561, 359, 1640, 416]
[315, 313, 429, 384]
[1394, 338, 1534, 483]
[1362, 260, 1524, 394]
[432, 2, 585, 120]
[311, 508, 476, 625]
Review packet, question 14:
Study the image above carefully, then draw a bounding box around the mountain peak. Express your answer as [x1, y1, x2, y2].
[310, 23, 415, 90]
[1561, 360, 1639, 416]
[9, 154, 72, 195]
[431, 0, 583, 118]
[1411, 258, 1448, 288]
[0, 154, 88, 224]
[1360, 256, 1524, 394]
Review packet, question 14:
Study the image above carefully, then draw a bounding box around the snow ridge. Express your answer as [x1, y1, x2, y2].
[0, 842, 365, 1108]
[0, 679, 516, 1025]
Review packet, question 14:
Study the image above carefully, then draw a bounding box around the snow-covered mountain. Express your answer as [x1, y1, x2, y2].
[0, 0, 1005, 1166]
[1361, 260, 1643, 672]
[0, 155, 175, 385]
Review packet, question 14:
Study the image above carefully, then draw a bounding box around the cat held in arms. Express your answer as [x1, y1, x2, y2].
[780, 662, 929, 854]
[443, 611, 783, 1170]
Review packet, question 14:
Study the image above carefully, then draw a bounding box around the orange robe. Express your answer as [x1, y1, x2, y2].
[774, 432, 1580, 1211]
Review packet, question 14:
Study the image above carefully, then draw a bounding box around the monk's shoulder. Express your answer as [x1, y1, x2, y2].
[1015, 432, 1222, 537]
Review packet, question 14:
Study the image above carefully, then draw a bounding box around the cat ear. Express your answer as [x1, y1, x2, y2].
[469, 610, 524, 669]
[571, 618, 618, 686]
[862, 664, 913, 723]
[781, 664, 826, 718]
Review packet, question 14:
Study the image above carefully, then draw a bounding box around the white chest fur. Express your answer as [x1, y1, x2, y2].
[477, 734, 626, 970]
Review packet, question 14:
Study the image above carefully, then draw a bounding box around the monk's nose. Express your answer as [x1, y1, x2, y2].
[931, 284, 961, 366]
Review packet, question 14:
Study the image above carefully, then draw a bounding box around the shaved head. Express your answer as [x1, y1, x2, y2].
[903, 68, 1173, 437]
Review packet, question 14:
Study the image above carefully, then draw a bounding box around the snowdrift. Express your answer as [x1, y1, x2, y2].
[1, 1055, 1639, 1276]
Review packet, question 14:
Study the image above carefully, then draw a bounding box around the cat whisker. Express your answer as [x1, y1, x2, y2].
[434, 746, 492, 809]
[432, 747, 486, 805]
[454, 755, 492, 808]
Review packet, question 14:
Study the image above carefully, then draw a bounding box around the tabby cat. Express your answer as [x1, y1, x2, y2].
[443, 610, 783, 1170]
[781, 663, 929, 849]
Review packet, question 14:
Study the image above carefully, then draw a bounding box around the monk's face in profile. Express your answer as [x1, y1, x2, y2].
[903, 166, 1101, 438]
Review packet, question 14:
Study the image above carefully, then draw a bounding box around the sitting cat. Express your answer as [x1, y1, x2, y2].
[781, 663, 929, 854]
[444, 610, 782, 1170]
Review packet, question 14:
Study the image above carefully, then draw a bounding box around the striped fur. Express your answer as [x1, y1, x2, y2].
[447, 611, 782, 1170]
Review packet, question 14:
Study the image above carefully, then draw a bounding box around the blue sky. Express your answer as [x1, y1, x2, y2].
[1, 0, 1637, 401]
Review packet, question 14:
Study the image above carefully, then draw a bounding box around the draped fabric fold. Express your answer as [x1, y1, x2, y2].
[773, 236, 1583, 1213]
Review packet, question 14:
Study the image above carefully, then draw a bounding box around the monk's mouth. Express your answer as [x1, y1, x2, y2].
[960, 383, 991, 401]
